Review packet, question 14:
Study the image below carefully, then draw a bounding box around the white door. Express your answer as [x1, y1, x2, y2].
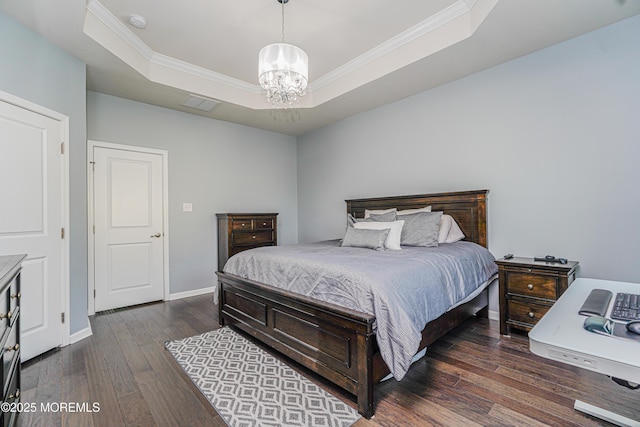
[0, 98, 65, 361]
[92, 146, 165, 312]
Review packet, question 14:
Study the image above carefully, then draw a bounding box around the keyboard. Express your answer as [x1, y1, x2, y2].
[610, 292, 640, 321]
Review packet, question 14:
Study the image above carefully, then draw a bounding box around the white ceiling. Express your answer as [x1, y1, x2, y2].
[2, 0, 639, 136]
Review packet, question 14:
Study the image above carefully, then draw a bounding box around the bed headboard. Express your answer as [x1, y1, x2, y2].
[345, 190, 489, 248]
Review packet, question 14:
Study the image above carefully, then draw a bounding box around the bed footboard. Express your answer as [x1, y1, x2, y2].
[217, 271, 376, 418]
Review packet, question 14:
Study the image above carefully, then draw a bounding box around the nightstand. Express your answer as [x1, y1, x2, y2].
[496, 257, 579, 335]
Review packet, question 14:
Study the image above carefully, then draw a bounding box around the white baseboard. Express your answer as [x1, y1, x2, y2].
[69, 324, 93, 344]
[169, 286, 215, 301]
[488, 310, 499, 321]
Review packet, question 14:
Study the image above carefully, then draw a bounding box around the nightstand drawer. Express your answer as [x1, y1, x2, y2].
[232, 230, 274, 246]
[508, 300, 550, 328]
[507, 273, 557, 300]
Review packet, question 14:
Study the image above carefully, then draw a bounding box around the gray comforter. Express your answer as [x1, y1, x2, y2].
[224, 240, 498, 379]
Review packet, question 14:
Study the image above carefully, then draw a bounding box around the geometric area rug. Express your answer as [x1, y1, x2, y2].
[165, 327, 362, 427]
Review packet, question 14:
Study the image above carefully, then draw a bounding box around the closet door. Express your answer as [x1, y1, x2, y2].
[0, 96, 65, 361]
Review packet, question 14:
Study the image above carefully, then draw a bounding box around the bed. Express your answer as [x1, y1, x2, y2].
[216, 190, 494, 418]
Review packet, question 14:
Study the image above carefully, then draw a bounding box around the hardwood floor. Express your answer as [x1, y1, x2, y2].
[19, 294, 638, 426]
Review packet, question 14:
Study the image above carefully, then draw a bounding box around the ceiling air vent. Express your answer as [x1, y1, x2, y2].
[181, 94, 221, 112]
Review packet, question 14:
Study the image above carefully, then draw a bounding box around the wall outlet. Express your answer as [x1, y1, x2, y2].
[182, 203, 193, 212]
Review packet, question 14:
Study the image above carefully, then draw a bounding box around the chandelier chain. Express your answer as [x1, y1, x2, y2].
[281, 0, 285, 42]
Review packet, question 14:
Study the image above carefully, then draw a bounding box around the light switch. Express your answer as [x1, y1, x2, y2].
[183, 203, 193, 212]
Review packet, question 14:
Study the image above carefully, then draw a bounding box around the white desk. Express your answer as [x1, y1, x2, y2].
[529, 278, 640, 426]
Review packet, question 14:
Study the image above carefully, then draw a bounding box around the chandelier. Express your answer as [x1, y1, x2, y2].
[258, 0, 308, 109]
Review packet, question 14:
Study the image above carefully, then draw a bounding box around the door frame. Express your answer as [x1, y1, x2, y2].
[87, 140, 170, 315]
[0, 89, 70, 348]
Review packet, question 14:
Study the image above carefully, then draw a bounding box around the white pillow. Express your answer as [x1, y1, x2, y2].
[446, 216, 465, 243]
[354, 220, 405, 250]
[437, 214, 465, 243]
[364, 208, 396, 219]
[397, 206, 431, 215]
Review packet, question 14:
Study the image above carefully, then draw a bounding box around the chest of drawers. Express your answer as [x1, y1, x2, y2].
[496, 257, 579, 335]
[217, 213, 278, 271]
[0, 255, 25, 427]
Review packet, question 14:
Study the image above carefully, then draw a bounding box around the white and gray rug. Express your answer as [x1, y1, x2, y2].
[165, 327, 362, 427]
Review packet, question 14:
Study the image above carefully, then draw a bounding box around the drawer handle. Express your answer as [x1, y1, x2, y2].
[11, 292, 20, 299]
[263, 222, 267, 226]
[6, 343, 19, 352]
[0, 311, 12, 319]
[527, 284, 534, 290]
[528, 312, 535, 319]
[241, 223, 246, 227]
[252, 235, 256, 239]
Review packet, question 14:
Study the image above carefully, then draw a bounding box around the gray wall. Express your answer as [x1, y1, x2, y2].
[297, 15, 640, 311]
[0, 12, 88, 334]
[87, 92, 298, 295]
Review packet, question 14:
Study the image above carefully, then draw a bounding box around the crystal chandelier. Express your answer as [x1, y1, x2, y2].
[258, 0, 308, 108]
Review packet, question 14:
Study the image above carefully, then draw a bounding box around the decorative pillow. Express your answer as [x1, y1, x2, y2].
[437, 214, 466, 243]
[341, 227, 390, 251]
[364, 208, 396, 219]
[347, 213, 358, 227]
[354, 220, 405, 250]
[445, 215, 465, 243]
[396, 211, 442, 247]
[364, 211, 397, 222]
[397, 206, 431, 215]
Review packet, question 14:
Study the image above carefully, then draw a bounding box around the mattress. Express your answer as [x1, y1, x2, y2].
[224, 239, 498, 379]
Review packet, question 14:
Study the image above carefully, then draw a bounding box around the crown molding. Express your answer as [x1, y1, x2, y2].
[85, 0, 153, 60]
[151, 54, 261, 94]
[84, 0, 263, 106]
[309, 0, 473, 91]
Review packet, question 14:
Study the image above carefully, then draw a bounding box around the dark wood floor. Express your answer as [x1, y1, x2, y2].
[18, 294, 638, 426]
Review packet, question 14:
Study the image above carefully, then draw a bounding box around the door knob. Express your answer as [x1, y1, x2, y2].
[151, 233, 162, 238]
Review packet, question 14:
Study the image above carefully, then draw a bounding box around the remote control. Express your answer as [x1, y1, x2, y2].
[503, 254, 513, 260]
[534, 255, 568, 264]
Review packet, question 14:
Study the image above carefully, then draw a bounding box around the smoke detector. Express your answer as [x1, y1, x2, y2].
[128, 14, 147, 29]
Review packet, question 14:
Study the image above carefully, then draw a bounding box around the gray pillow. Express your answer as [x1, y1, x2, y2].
[347, 213, 358, 227]
[364, 211, 397, 222]
[396, 211, 442, 247]
[347, 211, 396, 227]
[341, 227, 390, 250]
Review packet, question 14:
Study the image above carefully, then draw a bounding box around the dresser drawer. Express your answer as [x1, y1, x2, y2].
[2, 362, 19, 427]
[508, 299, 551, 328]
[232, 230, 274, 246]
[254, 218, 274, 230]
[231, 219, 255, 231]
[0, 295, 8, 338]
[507, 272, 558, 300]
[8, 279, 19, 316]
[1, 322, 18, 393]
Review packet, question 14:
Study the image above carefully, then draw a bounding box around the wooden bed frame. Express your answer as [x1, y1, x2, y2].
[216, 190, 490, 418]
